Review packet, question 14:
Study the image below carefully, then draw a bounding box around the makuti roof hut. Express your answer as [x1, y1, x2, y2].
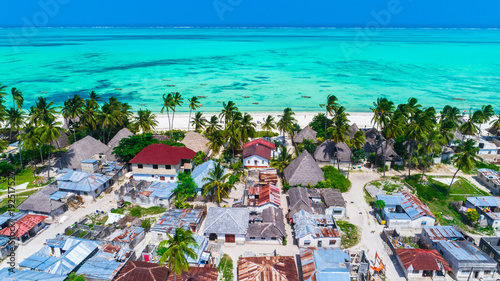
[106, 128, 134, 161]
[284, 151, 325, 187]
[181, 131, 210, 154]
[314, 140, 352, 163]
[55, 136, 109, 170]
[293, 126, 318, 144]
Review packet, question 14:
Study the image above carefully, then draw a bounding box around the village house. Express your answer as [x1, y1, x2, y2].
[0, 214, 47, 242]
[0, 211, 26, 229]
[0, 268, 67, 281]
[56, 170, 112, 198]
[395, 248, 451, 280]
[308, 188, 346, 218]
[55, 135, 110, 170]
[287, 187, 314, 221]
[420, 225, 465, 249]
[191, 159, 225, 195]
[479, 237, 500, 271]
[300, 247, 354, 281]
[180, 131, 211, 155]
[151, 208, 204, 242]
[293, 210, 341, 247]
[186, 235, 211, 266]
[238, 256, 299, 281]
[376, 191, 436, 228]
[247, 183, 281, 211]
[166, 266, 218, 281]
[133, 181, 177, 208]
[105, 128, 134, 161]
[247, 207, 286, 244]
[293, 126, 317, 144]
[465, 196, 500, 229]
[114, 260, 168, 281]
[243, 138, 276, 168]
[110, 226, 145, 249]
[284, 151, 325, 187]
[76, 243, 134, 281]
[314, 140, 352, 168]
[129, 143, 196, 182]
[435, 240, 497, 280]
[20, 235, 100, 276]
[17, 186, 67, 218]
[259, 168, 278, 185]
[476, 169, 500, 194]
[203, 207, 249, 245]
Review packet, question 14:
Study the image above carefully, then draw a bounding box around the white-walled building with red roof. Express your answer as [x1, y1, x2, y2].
[243, 138, 276, 168]
[129, 143, 196, 182]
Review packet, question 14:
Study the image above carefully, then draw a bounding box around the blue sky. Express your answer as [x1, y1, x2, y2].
[2, 0, 500, 27]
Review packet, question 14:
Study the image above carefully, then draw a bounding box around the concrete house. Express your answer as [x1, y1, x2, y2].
[479, 237, 500, 271]
[243, 138, 275, 168]
[300, 247, 356, 281]
[17, 186, 67, 218]
[129, 143, 196, 182]
[203, 207, 249, 245]
[293, 210, 341, 247]
[477, 169, 500, 194]
[56, 170, 112, 198]
[246, 207, 286, 244]
[376, 191, 436, 228]
[284, 151, 325, 187]
[308, 188, 346, 218]
[238, 256, 299, 281]
[0, 214, 47, 242]
[76, 243, 134, 281]
[191, 160, 226, 195]
[151, 209, 204, 242]
[465, 196, 500, 229]
[287, 187, 314, 221]
[395, 248, 452, 280]
[110, 226, 145, 249]
[421, 225, 465, 249]
[435, 240, 497, 280]
[247, 183, 281, 211]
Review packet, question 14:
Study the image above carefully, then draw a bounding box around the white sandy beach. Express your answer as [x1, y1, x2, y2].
[152, 111, 376, 132]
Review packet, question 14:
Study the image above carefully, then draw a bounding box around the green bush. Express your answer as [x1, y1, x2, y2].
[351, 148, 365, 164]
[393, 164, 404, 171]
[129, 206, 142, 217]
[316, 165, 351, 192]
[254, 131, 279, 138]
[111, 208, 124, 214]
[229, 160, 243, 171]
[194, 151, 207, 166]
[377, 165, 389, 173]
[283, 182, 291, 192]
[0, 161, 14, 175]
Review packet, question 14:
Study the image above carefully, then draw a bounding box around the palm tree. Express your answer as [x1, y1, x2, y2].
[191, 112, 207, 133]
[459, 109, 480, 139]
[19, 124, 40, 175]
[371, 98, 394, 130]
[472, 105, 494, 133]
[5, 108, 25, 141]
[320, 94, 338, 134]
[0, 83, 7, 120]
[170, 92, 184, 138]
[202, 161, 231, 205]
[36, 116, 64, 181]
[277, 108, 297, 142]
[11, 88, 23, 110]
[271, 146, 292, 181]
[161, 93, 174, 133]
[220, 101, 238, 128]
[88, 91, 101, 108]
[418, 130, 444, 184]
[187, 96, 200, 131]
[440, 105, 461, 129]
[240, 113, 256, 144]
[205, 115, 222, 136]
[134, 109, 158, 133]
[490, 111, 500, 132]
[225, 111, 242, 158]
[98, 101, 122, 143]
[447, 139, 481, 196]
[158, 228, 198, 281]
[406, 109, 433, 177]
[81, 99, 99, 136]
[207, 129, 224, 156]
[262, 115, 276, 138]
[30, 97, 58, 125]
[350, 130, 366, 150]
[62, 94, 85, 143]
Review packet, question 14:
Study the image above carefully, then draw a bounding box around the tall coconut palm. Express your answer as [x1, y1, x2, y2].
[36, 116, 64, 181]
[276, 107, 297, 142]
[62, 94, 85, 143]
[158, 228, 198, 281]
[133, 109, 158, 133]
[19, 124, 40, 175]
[0, 83, 7, 120]
[191, 112, 207, 133]
[371, 98, 394, 130]
[262, 115, 276, 138]
[81, 99, 99, 136]
[271, 146, 292, 181]
[98, 101, 124, 144]
[490, 111, 500, 132]
[472, 105, 494, 133]
[406, 109, 433, 177]
[220, 101, 238, 129]
[320, 94, 338, 134]
[207, 129, 224, 156]
[161, 93, 174, 132]
[350, 130, 366, 150]
[11, 88, 23, 110]
[447, 139, 481, 196]
[459, 109, 480, 139]
[5, 108, 25, 141]
[202, 161, 231, 205]
[440, 105, 461, 129]
[88, 91, 101, 108]
[240, 113, 256, 144]
[205, 115, 222, 136]
[170, 92, 183, 138]
[225, 111, 242, 157]
[418, 130, 444, 184]
[30, 97, 58, 125]
[398, 97, 422, 122]
[187, 96, 200, 131]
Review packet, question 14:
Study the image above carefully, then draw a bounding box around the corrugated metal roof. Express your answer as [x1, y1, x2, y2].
[436, 240, 496, 264]
[151, 209, 204, 234]
[57, 170, 111, 192]
[300, 247, 351, 281]
[114, 260, 168, 281]
[379, 191, 435, 220]
[238, 256, 299, 281]
[76, 243, 133, 280]
[0, 268, 66, 281]
[423, 226, 464, 241]
[186, 235, 209, 264]
[148, 182, 177, 200]
[112, 226, 145, 243]
[0, 214, 47, 238]
[293, 210, 340, 239]
[376, 194, 403, 206]
[257, 184, 281, 207]
[466, 196, 500, 208]
[395, 248, 452, 271]
[0, 211, 26, 226]
[49, 191, 68, 201]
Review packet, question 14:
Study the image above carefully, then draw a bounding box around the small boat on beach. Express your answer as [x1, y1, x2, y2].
[302, 95, 311, 98]
[242, 96, 250, 98]
[452, 98, 466, 101]
[197, 96, 207, 98]
[115, 88, 122, 90]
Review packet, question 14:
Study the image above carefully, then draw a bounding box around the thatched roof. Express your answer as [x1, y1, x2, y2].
[55, 136, 109, 170]
[181, 131, 210, 154]
[293, 126, 317, 144]
[487, 126, 500, 137]
[347, 123, 360, 139]
[452, 130, 463, 142]
[314, 140, 352, 162]
[284, 151, 324, 187]
[17, 186, 65, 215]
[288, 187, 313, 218]
[106, 128, 134, 161]
[376, 139, 401, 161]
[363, 128, 384, 153]
[51, 129, 69, 149]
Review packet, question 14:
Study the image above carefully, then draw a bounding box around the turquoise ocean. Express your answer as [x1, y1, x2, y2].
[1, 28, 500, 113]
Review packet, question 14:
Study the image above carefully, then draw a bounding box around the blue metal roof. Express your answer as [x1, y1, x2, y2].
[0, 268, 66, 281]
[376, 194, 403, 206]
[186, 235, 209, 264]
[301, 248, 351, 281]
[467, 196, 499, 208]
[57, 170, 111, 193]
[49, 191, 68, 201]
[382, 209, 411, 220]
[437, 240, 496, 263]
[76, 245, 133, 280]
[0, 211, 26, 226]
[81, 159, 98, 163]
[423, 226, 464, 240]
[148, 182, 177, 200]
[192, 160, 226, 189]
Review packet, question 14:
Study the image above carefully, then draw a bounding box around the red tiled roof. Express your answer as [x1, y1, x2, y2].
[258, 184, 281, 207]
[129, 144, 196, 165]
[244, 139, 275, 150]
[140, 191, 153, 197]
[0, 214, 47, 238]
[395, 249, 452, 272]
[114, 261, 168, 281]
[243, 144, 272, 160]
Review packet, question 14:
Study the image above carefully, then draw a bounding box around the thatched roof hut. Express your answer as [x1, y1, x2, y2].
[181, 131, 210, 154]
[347, 123, 360, 139]
[106, 128, 134, 161]
[55, 136, 109, 170]
[314, 140, 352, 162]
[293, 126, 317, 144]
[51, 129, 70, 149]
[288, 187, 313, 218]
[376, 139, 402, 162]
[284, 151, 324, 187]
[17, 186, 66, 216]
[363, 127, 384, 154]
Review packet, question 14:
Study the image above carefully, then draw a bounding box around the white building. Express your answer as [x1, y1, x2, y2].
[243, 139, 276, 168]
[203, 207, 249, 245]
[293, 210, 341, 247]
[376, 191, 436, 229]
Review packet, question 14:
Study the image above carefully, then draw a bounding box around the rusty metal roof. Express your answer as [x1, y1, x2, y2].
[258, 184, 281, 207]
[166, 266, 218, 281]
[422, 226, 464, 241]
[151, 209, 204, 234]
[114, 261, 168, 281]
[0, 214, 47, 238]
[395, 248, 451, 272]
[238, 256, 299, 281]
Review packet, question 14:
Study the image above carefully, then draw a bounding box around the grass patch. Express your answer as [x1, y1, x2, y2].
[78, 231, 88, 238]
[65, 229, 75, 236]
[364, 188, 375, 204]
[0, 169, 44, 191]
[128, 205, 166, 218]
[337, 220, 360, 249]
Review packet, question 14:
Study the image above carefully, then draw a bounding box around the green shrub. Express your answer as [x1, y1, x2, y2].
[377, 165, 389, 173]
[111, 208, 124, 214]
[129, 206, 142, 217]
[254, 131, 279, 138]
[316, 165, 351, 192]
[283, 182, 291, 192]
[229, 160, 243, 171]
[0, 161, 14, 175]
[393, 164, 404, 171]
[194, 151, 207, 166]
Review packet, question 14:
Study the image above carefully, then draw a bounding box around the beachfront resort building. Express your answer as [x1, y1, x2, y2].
[284, 151, 325, 187]
[293, 210, 341, 247]
[243, 138, 276, 168]
[394, 248, 452, 280]
[203, 207, 249, 245]
[129, 143, 196, 182]
[376, 191, 436, 228]
[238, 256, 299, 281]
[465, 196, 500, 228]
